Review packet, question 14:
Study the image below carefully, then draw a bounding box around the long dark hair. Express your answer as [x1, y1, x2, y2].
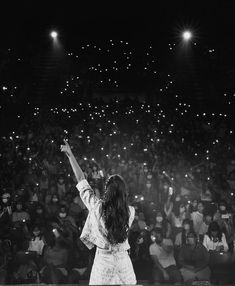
[101, 174, 130, 244]
[181, 218, 194, 245]
[207, 221, 222, 241]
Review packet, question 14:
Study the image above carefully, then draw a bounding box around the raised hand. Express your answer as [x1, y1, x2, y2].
[60, 139, 72, 157]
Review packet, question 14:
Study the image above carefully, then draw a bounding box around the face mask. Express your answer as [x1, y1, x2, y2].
[184, 224, 190, 231]
[144, 169, 148, 173]
[2, 199, 8, 203]
[33, 231, 40, 236]
[137, 237, 144, 244]
[59, 212, 66, 218]
[146, 183, 151, 188]
[187, 237, 195, 245]
[176, 197, 181, 202]
[147, 174, 152, 179]
[220, 206, 226, 211]
[151, 235, 156, 242]
[156, 216, 163, 223]
[52, 198, 58, 203]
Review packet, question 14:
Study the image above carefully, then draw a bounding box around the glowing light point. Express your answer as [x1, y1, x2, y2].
[50, 31, 58, 39]
[182, 31, 192, 41]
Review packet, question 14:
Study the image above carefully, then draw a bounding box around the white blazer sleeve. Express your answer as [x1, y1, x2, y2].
[76, 179, 100, 211]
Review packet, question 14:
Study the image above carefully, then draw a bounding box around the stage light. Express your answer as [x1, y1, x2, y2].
[182, 31, 192, 41]
[50, 31, 58, 39]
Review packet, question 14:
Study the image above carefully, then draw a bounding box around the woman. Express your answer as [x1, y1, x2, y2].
[203, 221, 228, 252]
[45, 194, 60, 219]
[155, 210, 172, 238]
[178, 230, 210, 283]
[175, 218, 194, 248]
[171, 202, 187, 236]
[61, 140, 136, 285]
[191, 201, 204, 236]
[28, 225, 45, 256]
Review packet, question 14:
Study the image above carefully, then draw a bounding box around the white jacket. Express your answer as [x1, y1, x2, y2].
[76, 179, 135, 250]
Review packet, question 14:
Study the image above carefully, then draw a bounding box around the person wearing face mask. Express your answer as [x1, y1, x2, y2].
[57, 175, 67, 200]
[171, 203, 186, 236]
[175, 219, 194, 248]
[155, 211, 172, 239]
[31, 204, 46, 229]
[198, 213, 213, 241]
[12, 201, 30, 224]
[45, 185, 57, 204]
[191, 200, 198, 212]
[28, 225, 45, 255]
[191, 201, 204, 236]
[149, 228, 182, 284]
[57, 205, 78, 243]
[46, 195, 60, 219]
[178, 231, 211, 283]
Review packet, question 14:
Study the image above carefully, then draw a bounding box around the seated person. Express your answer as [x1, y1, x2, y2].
[198, 212, 213, 242]
[40, 228, 69, 284]
[178, 230, 211, 282]
[130, 230, 152, 280]
[175, 218, 194, 248]
[191, 201, 204, 236]
[56, 205, 78, 243]
[203, 221, 228, 252]
[12, 201, 30, 225]
[28, 225, 45, 256]
[149, 228, 182, 284]
[45, 194, 60, 219]
[155, 210, 172, 238]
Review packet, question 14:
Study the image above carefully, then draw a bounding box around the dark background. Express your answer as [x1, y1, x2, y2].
[0, 1, 233, 45]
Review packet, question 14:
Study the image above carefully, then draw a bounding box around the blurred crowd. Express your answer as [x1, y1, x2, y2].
[0, 94, 235, 284]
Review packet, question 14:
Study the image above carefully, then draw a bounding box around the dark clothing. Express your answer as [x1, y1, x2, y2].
[178, 242, 209, 269]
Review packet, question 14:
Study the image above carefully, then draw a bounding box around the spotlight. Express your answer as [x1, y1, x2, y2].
[182, 30, 192, 41]
[50, 31, 58, 39]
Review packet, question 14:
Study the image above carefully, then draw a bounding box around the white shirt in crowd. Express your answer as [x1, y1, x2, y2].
[203, 233, 228, 252]
[28, 237, 45, 255]
[149, 238, 176, 269]
[191, 211, 204, 235]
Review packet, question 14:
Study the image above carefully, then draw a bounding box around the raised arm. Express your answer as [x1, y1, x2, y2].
[60, 139, 85, 182]
[61, 140, 99, 211]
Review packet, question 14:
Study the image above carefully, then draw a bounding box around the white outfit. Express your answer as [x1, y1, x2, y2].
[76, 179, 136, 285]
[191, 211, 204, 235]
[149, 238, 176, 268]
[203, 233, 228, 252]
[28, 237, 45, 255]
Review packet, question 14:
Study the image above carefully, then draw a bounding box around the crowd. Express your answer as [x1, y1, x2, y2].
[0, 38, 235, 284]
[0, 94, 235, 284]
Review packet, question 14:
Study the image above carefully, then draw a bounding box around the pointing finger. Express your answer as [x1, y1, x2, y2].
[63, 139, 69, 145]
